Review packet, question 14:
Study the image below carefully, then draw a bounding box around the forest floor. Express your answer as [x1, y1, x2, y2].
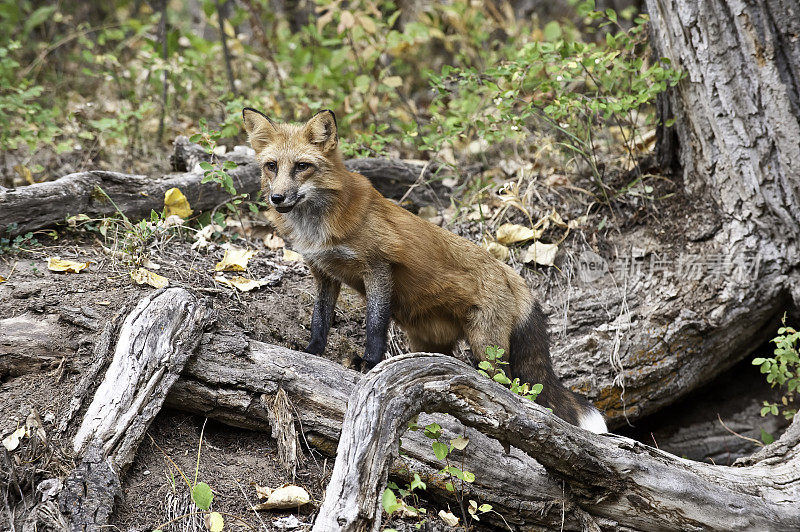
[0, 157, 788, 530]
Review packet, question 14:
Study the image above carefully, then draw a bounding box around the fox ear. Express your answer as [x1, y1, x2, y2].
[242, 107, 277, 152]
[302, 110, 338, 152]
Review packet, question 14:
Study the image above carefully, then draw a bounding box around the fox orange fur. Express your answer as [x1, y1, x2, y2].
[242, 107, 606, 432]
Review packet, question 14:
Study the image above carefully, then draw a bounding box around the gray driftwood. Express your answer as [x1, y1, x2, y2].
[0, 138, 446, 237]
[314, 353, 800, 532]
[57, 287, 210, 530]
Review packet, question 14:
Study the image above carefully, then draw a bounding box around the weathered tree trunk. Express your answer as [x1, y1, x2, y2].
[539, 0, 800, 426]
[315, 353, 800, 532]
[55, 288, 211, 530]
[0, 138, 446, 237]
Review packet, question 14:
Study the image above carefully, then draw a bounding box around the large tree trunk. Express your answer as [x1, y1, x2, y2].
[314, 354, 800, 532]
[541, 0, 800, 425]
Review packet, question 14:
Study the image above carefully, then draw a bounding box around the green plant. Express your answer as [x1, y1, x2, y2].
[190, 118, 267, 226]
[754, 315, 799, 420]
[478, 346, 543, 401]
[0, 224, 41, 255]
[421, 1, 684, 199]
[152, 420, 226, 532]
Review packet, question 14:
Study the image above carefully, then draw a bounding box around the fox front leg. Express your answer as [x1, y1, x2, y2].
[306, 268, 341, 356]
[362, 262, 393, 368]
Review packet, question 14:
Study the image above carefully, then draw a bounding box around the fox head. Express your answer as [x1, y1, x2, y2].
[242, 108, 345, 213]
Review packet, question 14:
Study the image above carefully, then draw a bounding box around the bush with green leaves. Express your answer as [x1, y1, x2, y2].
[754, 315, 799, 420]
[422, 0, 684, 196]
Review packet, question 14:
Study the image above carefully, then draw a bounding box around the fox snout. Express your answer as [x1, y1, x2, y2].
[267, 187, 303, 213]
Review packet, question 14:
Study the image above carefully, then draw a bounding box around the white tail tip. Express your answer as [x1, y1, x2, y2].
[579, 407, 607, 434]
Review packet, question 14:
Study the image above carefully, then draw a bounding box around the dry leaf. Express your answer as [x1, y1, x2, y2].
[164, 187, 193, 218]
[130, 268, 169, 288]
[252, 485, 310, 511]
[0, 275, 6, 283]
[523, 242, 559, 266]
[568, 215, 588, 230]
[263, 233, 285, 250]
[282, 249, 302, 262]
[483, 241, 510, 262]
[47, 257, 90, 273]
[253, 484, 273, 500]
[215, 246, 256, 272]
[2, 426, 27, 451]
[214, 275, 270, 292]
[496, 223, 540, 245]
[384, 76, 403, 88]
[549, 210, 567, 227]
[439, 510, 459, 526]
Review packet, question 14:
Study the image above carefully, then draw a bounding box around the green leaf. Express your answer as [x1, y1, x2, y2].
[478, 503, 493, 512]
[410, 473, 426, 492]
[462, 470, 475, 483]
[543, 21, 562, 41]
[199, 161, 213, 171]
[432, 441, 449, 461]
[189, 133, 202, 143]
[24, 5, 57, 35]
[382, 488, 399, 515]
[760, 429, 774, 445]
[191, 482, 213, 510]
[752, 358, 766, 365]
[424, 423, 442, 439]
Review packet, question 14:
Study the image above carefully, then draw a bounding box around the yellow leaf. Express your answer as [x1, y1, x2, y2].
[207, 512, 224, 532]
[483, 241, 509, 262]
[523, 242, 558, 266]
[130, 268, 169, 289]
[383, 76, 403, 88]
[282, 249, 302, 262]
[215, 246, 255, 271]
[0, 275, 5, 283]
[496, 223, 540, 245]
[14, 164, 35, 184]
[164, 187, 193, 219]
[47, 257, 90, 273]
[252, 485, 310, 511]
[214, 275, 270, 292]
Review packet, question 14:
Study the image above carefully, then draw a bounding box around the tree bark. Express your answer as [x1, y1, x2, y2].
[0, 138, 446, 237]
[56, 288, 211, 530]
[314, 353, 800, 532]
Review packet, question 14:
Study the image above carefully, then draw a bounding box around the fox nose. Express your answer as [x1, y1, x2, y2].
[270, 193, 286, 205]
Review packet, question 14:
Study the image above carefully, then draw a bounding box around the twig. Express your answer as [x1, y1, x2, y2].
[717, 414, 764, 447]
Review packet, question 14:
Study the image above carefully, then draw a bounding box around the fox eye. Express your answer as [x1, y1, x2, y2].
[295, 162, 311, 172]
[265, 161, 277, 172]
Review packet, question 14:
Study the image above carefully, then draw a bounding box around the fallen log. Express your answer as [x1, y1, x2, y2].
[314, 353, 800, 532]
[0, 138, 447, 237]
[56, 288, 211, 530]
[166, 328, 579, 530]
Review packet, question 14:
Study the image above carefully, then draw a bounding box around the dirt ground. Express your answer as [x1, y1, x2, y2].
[0, 164, 787, 530]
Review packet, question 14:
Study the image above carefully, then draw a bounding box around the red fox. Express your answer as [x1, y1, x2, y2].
[242, 107, 607, 433]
